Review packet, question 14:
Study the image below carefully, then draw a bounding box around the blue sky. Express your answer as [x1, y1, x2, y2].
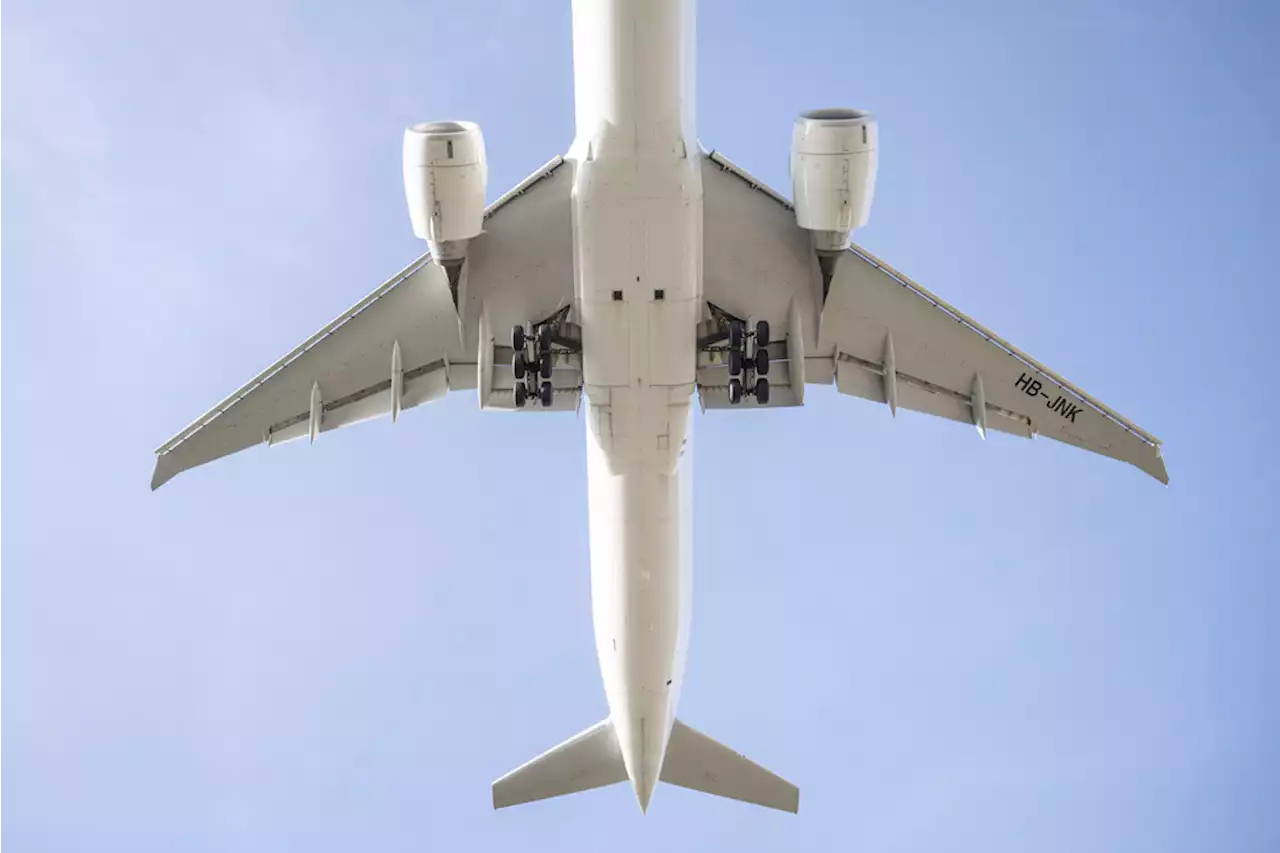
[4, 0, 1278, 850]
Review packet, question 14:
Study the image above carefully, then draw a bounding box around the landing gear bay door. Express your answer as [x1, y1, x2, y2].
[698, 149, 1167, 483]
[151, 155, 579, 490]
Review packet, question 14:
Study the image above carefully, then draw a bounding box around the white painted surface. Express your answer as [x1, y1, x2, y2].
[790, 108, 878, 235]
[152, 0, 1168, 814]
[569, 0, 701, 811]
[402, 121, 488, 251]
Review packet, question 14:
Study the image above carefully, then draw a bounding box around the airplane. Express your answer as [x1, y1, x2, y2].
[151, 0, 1167, 816]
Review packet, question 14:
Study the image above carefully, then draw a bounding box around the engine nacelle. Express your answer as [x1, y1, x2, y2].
[789, 108, 878, 254]
[403, 121, 488, 265]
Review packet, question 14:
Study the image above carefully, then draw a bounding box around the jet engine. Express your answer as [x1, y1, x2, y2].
[403, 121, 488, 306]
[790, 108, 877, 295]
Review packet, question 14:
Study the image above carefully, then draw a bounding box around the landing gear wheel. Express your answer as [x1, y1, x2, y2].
[729, 320, 745, 350]
[513, 353, 527, 380]
[755, 377, 770, 405]
[539, 351, 553, 379]
[729, 349, 744, 377]
[540, 381, 555, 408]
[538, 324, 553, 353]
[512, 324, 526, 353]
[728, 377, 744, 405]
[755, 320, 770, 348]
[754, 347, 770, 376]
[514, 383, 528, 408]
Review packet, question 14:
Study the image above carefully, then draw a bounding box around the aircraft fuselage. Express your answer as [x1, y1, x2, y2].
[569, 0, 701, 811]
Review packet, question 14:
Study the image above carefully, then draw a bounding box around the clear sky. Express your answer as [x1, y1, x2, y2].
[4, 0, 1278, 850]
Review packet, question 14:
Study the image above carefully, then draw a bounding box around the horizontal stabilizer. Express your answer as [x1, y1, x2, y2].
[492, 718, 628, 809]
[660, 718, 799, 813]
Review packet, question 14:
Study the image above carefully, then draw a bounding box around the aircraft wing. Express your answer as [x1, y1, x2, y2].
[151, 156, 578, 489]
[698, 150, 1167, 483]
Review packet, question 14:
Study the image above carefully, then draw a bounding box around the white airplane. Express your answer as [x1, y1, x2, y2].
[152, 0, 1167, 815]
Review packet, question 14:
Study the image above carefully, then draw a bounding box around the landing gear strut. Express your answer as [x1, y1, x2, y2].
[726, 319, 772, 405]
[512, 322, 559, 408]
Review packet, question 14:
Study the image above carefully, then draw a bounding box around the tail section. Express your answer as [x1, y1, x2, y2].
[492, 718, 628, 809]
[492, 716, 799, 814]
[659, 718, 800, 813]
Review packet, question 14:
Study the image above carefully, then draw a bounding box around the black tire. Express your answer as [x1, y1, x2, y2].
[728, 377, 744, 405]
[540, 381, 555, 407]
[729, 349, 744, 377]
[512, 353, 526, 380]
[539, 351, 553, 379]
[538, 324, 553, 353]
[755, 320, 771, 348]
[728, 320, 745, 350]
[514, 383, 528, 408]
[755, 377, 770, 405]
[511, 324, 526, 353]
[755, 347, 770, 376]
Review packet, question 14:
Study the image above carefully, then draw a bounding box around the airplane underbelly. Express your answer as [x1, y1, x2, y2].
[585, 420, 693, 791]
[573, 146, 702, 467]
[586, 442, 683, 703]
[573, 135, 701, 790]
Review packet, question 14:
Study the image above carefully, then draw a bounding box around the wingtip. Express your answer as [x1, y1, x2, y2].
[1144, 447, 1170, 486]
[150, 455, 179, 491]
[491, 780, 519, 811]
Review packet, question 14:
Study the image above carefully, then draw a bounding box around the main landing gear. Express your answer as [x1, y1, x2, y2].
[512, 323, 556, 408]
[726, 319, 771, 405]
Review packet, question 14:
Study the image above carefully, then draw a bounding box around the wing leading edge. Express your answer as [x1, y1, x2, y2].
[699, 149, 1167, 484]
